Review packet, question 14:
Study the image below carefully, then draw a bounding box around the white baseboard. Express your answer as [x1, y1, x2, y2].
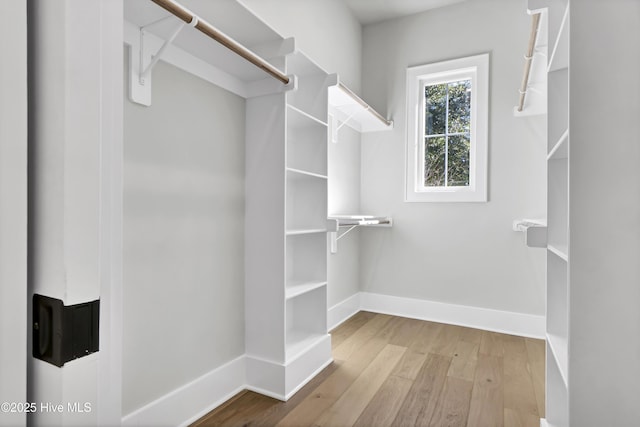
[121, 356, 246, 427]
[284, 335, 332, 399]
[123, 338, 333, 426]
[247, 334, 333, 400]
[360, 292, 545, 339]
[245, 355, 285, 400]
[327, 293, 361, 331]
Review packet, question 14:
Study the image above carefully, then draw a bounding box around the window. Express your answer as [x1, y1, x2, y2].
[405, 54, 488, 202]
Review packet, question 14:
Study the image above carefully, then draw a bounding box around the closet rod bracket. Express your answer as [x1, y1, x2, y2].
[139, 20, 188, 84]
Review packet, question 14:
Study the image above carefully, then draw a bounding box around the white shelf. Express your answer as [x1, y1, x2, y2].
[547, 130, 568, 160]
[513, 219, 547, 248]
[548, 245, 568, 261]
[123, 1, 292, 103]
[287, 104, 328, 128]
[286, 228, 328, 236]
[286, 167, 327, 180]
[328, 215, 393, 254]
[328, 84, 393, 134]
[285, 281, 327, 300]
[329, 214, 393, 227]
[548, 4, 569, 72]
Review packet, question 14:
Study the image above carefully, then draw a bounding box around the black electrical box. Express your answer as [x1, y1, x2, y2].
[32, 294, 99, 367]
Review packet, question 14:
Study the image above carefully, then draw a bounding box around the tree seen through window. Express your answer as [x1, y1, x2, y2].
[424, 80, 471, 187]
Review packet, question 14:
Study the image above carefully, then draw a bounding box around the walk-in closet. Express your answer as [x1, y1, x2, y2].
[2, 0, 639, 426]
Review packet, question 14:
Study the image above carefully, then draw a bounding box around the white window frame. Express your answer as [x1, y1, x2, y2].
[405, 53, 489, 202]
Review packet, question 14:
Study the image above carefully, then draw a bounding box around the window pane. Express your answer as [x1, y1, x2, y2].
[447, 134, 470, 187]
[425, 84, 446, 135]
[425, 136, 446, 187]
[448, 80, 471, 133]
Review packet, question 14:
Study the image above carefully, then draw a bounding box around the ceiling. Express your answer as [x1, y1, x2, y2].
[343, 0, 468, 25]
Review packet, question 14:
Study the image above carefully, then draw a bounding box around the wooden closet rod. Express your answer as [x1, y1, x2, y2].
[150, 0, 290, 85]
[517, 12, 541, 112]
[338, 83, 392, 127]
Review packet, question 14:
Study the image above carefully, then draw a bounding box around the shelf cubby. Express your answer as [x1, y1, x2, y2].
[547, 250, 568, 385]
[286, 170, 328, 232]
[285, 281, 327, 300]
[548, 68, 568, 153]
[285, 286, 327, 361]
[286, 105, 328, 176]
[547, 158, 568, 253]
[546, 343, 569, 425]
[286, 232, 327, 293]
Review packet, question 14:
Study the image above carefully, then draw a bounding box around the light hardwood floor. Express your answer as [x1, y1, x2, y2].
[192, 312, 545, 427]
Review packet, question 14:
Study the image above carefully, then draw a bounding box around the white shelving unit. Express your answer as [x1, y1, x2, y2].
[246, 47, 336, 399]
[531, 0, 569, 425]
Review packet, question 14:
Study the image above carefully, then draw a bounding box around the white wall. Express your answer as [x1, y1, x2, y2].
[359, 0, 547, 316]
[122, 58, 246, 415]
[240, 0, 362, 92]
[0, 1, 27, 426]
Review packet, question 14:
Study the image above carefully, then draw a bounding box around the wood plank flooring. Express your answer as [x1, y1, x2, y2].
[192, 312, 545, 427]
